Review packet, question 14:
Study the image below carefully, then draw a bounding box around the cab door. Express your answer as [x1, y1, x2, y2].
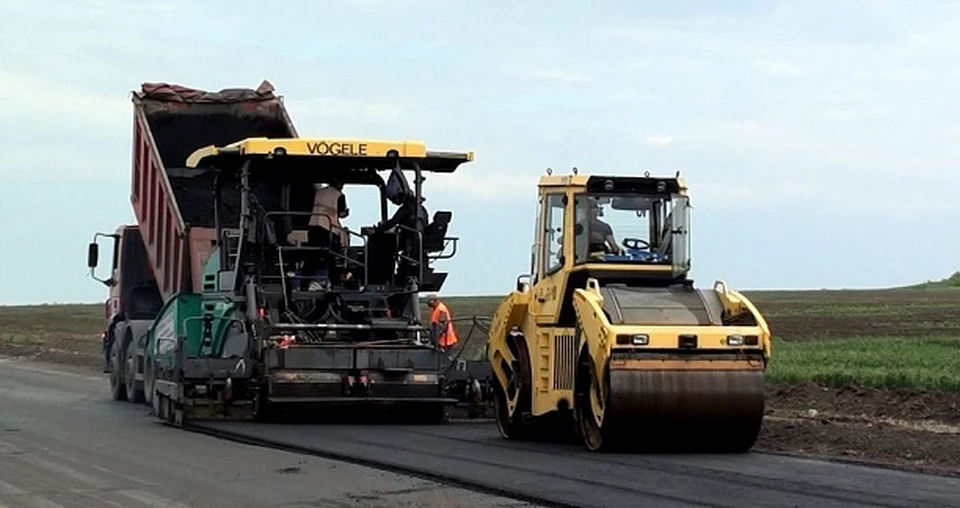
[531, 191, 568, 325]
[670, 194, 692, 277]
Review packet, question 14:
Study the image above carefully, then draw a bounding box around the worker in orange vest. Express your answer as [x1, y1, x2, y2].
[427, 295, 458, 350]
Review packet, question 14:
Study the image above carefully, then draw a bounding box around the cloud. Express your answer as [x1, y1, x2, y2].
[0, 71, 125, 132]
[692, 179, 818, 207]
[2, 0, 960, 305]
[2, 0, 959, 212]
[690, 168, 960, 216]
[0, 71, 130, 181]
[338, 0, 443, 10]
[0, 148, 128, 184]
[751, 59, 808, 77]
[683, 119, 821, 157]
[290, 96, 413, 127]
[527, 69, 591, 83]
[431, 168, 538, 202]
[81, 0, 182, 12]
[643, 136, 673, 146]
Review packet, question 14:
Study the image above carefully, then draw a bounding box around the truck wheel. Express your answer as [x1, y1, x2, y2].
[143, 356, 155, 408]
[102, 327, 115, 374]
[123, 332, 145, 404]
[109, 338, 128, 401]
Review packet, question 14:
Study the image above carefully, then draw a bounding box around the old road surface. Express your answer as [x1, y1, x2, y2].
[0, 358, 535, 508]
[2, 361, 959, 508]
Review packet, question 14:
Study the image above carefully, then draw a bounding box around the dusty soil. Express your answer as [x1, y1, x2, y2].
[762, 384, 960, 477]
[1, 338, 958, 478]
[0, 335, 102, 369]
[768, 382, 960, 425]
[745, 289, 960, 340]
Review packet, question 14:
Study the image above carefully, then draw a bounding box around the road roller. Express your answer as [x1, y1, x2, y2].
[486, 169, 772, 452]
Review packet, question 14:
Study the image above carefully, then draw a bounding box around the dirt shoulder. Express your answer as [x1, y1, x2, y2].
[3, 340, 958, 478]
[0, 336, 102, 370]
[762, 383, 960, 477]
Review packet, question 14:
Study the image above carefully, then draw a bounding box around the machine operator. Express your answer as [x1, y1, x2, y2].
[310, 180, 349, 248]
[376, 189, 428, 280]
[566, 198, 623, 256]
[303, 180, 350, 289]
[585, 199, 623, 255]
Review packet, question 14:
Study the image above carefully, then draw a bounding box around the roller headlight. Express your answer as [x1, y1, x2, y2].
[616, 333, 649, 346]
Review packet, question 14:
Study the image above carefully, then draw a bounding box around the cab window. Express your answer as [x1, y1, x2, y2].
[573, 192, 677, 265]
[541, 193, 566, 275]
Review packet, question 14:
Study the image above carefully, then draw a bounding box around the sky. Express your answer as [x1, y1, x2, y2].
[1, 0, 959, 305]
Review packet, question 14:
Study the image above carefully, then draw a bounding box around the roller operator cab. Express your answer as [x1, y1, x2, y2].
[487, 171, 773, 452]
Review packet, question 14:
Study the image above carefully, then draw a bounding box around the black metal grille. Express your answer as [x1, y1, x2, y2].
[553, 333, 577, 390]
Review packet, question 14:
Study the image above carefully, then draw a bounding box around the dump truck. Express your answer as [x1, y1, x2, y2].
[486, 169, 772, 452]
[87, 81, 298, 402]
[86, 81, 475, 425]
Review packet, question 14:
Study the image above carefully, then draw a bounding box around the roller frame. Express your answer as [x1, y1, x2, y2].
[569, 279, 768, 452]
[485, 171, 773, 453]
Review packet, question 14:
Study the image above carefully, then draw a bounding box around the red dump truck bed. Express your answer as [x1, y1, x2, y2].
[130, 80, 298, 301]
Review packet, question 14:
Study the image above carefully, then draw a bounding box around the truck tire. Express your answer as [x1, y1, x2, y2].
[122, 330, 145, 404]
[109, 338, 128, 401]
[103, 324, 117, 374]
[143, 356, 155, 408]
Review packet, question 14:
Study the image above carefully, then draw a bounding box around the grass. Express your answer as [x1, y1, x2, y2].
[910, 271, 960, 290]
[766, 336, 960, 391]
[2, 282, 960, 391]
[0, 304, 104, 335]
[0, 304, 104, 363]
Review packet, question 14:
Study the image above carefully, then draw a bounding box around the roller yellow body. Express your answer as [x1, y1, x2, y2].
[487, 171, 772, 452]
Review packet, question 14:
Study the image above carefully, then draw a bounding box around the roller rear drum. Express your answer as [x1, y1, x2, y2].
[576, 359, 765, 453]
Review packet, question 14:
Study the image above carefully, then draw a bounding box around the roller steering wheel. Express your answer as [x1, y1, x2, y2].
[622, 237, 650, 250]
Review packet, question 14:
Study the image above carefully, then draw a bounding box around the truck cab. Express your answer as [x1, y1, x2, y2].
[87, 225, 162, 397]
